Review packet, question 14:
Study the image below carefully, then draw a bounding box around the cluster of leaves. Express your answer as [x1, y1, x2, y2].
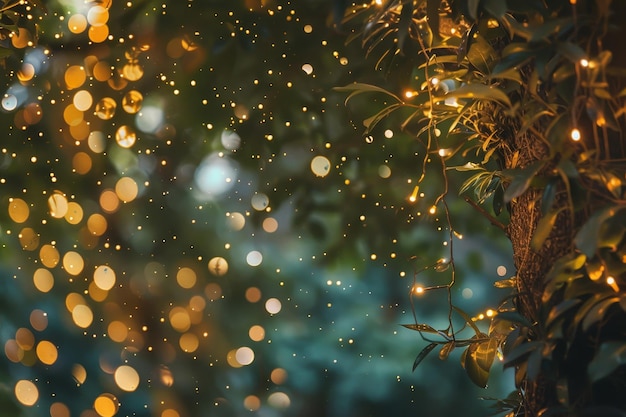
[0, 0, 44, 61]
[340, 0, 626, 415]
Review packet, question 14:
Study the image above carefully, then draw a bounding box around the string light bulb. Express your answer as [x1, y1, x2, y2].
[408, 185, 419, 202]
[570, 128, 581, 141]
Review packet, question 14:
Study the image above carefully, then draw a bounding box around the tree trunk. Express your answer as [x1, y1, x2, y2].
[504, 131, 580, 415]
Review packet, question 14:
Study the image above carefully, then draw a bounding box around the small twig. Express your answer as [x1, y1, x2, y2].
[463, 196, 507, 232]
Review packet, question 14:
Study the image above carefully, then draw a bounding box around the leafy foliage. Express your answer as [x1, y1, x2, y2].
[341, 0, 626, 415]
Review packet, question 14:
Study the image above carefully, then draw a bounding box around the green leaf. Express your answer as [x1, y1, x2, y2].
[531, 208, 562, 251]
[444, 83, 512, 107]
[467, 0, 480, 20]
[439, 341, 455, 360]
[546, 299, 582, 329]
[413, 342, 438, 371]
[334, 83, 402, 105]
[503, 341, 542, 368]
[575, 205, 626, 257]
[582, 296, 620, 332]
[401, 323, 441, 334]
[483, 0, 507, 18]
[464, 338, 498, 388]
[588, 342, 626, 382]
[503, 160, 544, 202]
[541, 180, 557, 216]
[453, 305, 482, 336]
[556, 41, 587, 63]
[495, 311, 533, 328]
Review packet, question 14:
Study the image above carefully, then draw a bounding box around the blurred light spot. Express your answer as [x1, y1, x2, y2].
[8, 198, 29, 223]
[73, 90, 93, 111]
[40, 244, 60, 268]
[122, 90, 143, 114]
[65, 201, 84, 224]
[194, 153, 237, 196]
[497, 265, 507, 276]
[271, 368, 288, 384]
[15, 380, 38, 406]
[251, 193, 269, 211]
[30, 309, 48, 331]
[227, 212, 245, 231]
[136, 106, 163, 134]
[88, 131, 107, 153]
[114, 365, 140, 392]
[268, 392, 290, 409]
[93, 393, 118, 417]
[462, 288, 473, 299]
[33, 268, 54, 293]
[265, 298, 282, 314]
[208, 256, 228, 276]
[115, 125, 137, 148]
[310, 155, 331, 177]
[243, 395, 261, 411]
[93, 265, 116, 291]
[48, 192, 69, 218]
[19, 227, 39, 251]
[50, 402, 70, 417]
[72, 152, 93, 174]
[72, 304, 93, 328]
[68, 14, 87, 33]
[107, 321, 128, 343]
[63, 251, 84, 275]
[176, 267, 197, 289]
[221, 130, 241, 150]
[2, 94, 18, 111]
[262, 217, 278, 233]
[95, 97, 116, 120]
[87, 5, 109, 26]
[301, 63, 313, 75]
[235, 346, 254, 365]
[159, 366, 174, 387]
[64, 65, 86, 90]
[248, 325, 265, 342]
[169, 307, 191, 332]
[16, 328, 35, 350]
[115, 177, 139, 202]
[378, 165, 391, 178]
[72, 364, 87, 385]
[99, 189, 120, 213]
[179, 332, 199, 352]
[36, 340, 58, 365]
[87, 213, 107, 236]
[245, 287, 262, 303]
[246, 250, 263, 267]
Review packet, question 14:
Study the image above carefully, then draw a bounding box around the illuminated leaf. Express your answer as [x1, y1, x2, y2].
[575, 205, 626, 257]
[401, 323, 441, 335]
[503, 160, 544, 202]
[334, 83, 402, 105]
[531, 208, 562, 251]
[463, 337, 498, 388]
[444, 83, 512, 107]
[439, 341, 456, 360]
[582, 296, 620, 332]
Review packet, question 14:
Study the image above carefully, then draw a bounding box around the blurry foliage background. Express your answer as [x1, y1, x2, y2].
[0, 1, 513, 416]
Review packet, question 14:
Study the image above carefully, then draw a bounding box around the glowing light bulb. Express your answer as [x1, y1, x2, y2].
[413, 286, 424, 295]
[580, 59, 589, 68]
[429, 205, 437, 215]
[570, 128, 581, 141]
[607, 276, 619, 292]
[408, 185, 419, 202]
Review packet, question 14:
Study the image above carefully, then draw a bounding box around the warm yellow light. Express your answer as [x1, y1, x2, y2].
[607, 276, 619, 292]
[580, 59, 589, 67]
[570, 128, 581, 141]
[408, 185, 419, 202]
[429, 205, 437, 215]
[413, 286, 424, 295]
